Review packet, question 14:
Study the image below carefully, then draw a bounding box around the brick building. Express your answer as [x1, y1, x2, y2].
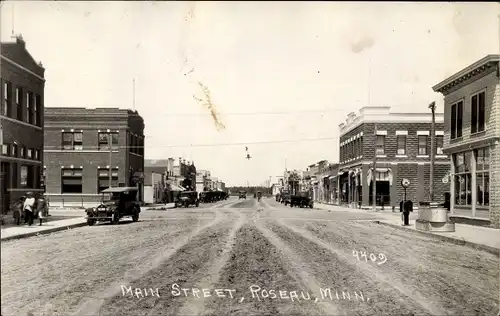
[338, 106, 450, 209]
[432, 54, 500, 228]
[43, 107, 145, 206]
[0, 35, 45, 214]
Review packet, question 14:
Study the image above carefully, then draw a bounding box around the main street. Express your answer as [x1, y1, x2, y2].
[1, 197, 498, 316]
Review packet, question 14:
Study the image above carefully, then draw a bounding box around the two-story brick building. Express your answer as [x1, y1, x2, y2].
[43, 107, 145, 206]
[0, 35, 45, 214]
[432, 54, 499, 228]
[338, 106, 450, 209]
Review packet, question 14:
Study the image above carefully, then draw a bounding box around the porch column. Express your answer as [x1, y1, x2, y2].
[471, 150, 477, 217]
[450, 155, 455, 215]
[362, 163, 370, 207]
[347, 173, 351, 205]
[390, 163, 398, 208]
[417, 162, 425, 202]
[337, 176, 340, 205]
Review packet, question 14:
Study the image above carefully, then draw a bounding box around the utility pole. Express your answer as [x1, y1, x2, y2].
[372, 122, 377, 211]
[108, 131, 112, 188]
[429, 101, 436, 201]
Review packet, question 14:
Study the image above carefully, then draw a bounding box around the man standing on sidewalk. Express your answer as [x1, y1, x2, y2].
[23, 192, 36, 226]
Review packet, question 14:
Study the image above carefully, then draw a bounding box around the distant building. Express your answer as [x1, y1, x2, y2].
[433, 54, 500, 228]
[1, 35, 45, 214]
[43, 107, 145, 206]
[338, 106, 450, 209]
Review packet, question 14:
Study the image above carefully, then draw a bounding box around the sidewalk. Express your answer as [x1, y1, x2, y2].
[1, 217, 87, 242]
[314, 202, 500, 255]
[145, 203, 176, 210]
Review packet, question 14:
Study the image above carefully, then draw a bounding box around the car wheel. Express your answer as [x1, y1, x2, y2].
[111, 211, 120, 224]
[310, 205, 313, 209]
[87, 218, 96, 226]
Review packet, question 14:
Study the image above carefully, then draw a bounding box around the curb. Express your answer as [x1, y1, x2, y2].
[374, 220, 500, 257]
[1, 221, 88, 242]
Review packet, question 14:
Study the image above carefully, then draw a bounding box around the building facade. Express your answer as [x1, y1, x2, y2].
[433, 55, 500, 228]
[0, 35, 45, 215]
[44, 107, 145, 206]
[310, 162, 339, 204]
[338, 106, 450, 209]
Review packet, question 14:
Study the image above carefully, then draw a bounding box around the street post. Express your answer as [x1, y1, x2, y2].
[372, 122, 378, 211]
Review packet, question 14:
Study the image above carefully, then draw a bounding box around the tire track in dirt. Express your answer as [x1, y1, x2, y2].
[255, 220, 342, 316]
[276, 219, 448, 316]
[204, 224, 325, 316]
[97, 218, 238, 316]
[74, 208, 226, 316]
[293, 219, 499, 315]
[176, 207, 246, 316]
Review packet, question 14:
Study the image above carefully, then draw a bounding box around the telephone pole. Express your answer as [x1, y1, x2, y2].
[108, 130, 112, 188]
[372, 122, 377, 211]
[429, 101, 436, 201]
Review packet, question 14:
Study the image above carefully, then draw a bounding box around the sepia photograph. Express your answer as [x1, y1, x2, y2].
[0, 1, 499, 316]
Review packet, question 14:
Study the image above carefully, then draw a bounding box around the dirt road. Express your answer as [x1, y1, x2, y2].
[1, 198, 498, 316]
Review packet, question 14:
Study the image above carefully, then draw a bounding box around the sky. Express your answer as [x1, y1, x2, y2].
[0, 1, 498, 186]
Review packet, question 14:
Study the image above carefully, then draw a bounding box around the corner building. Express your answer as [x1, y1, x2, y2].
[44, 107, 145, 206]
[433, 55, 500, 228]
[338, 106, 450, 209]
[0, 35, 45, 214]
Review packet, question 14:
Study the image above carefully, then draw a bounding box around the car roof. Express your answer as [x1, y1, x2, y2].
[101, 187, 138, 193]
[181, 191, 196, 193]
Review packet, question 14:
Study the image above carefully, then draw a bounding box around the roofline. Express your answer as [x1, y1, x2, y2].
[432, 54, 500, 92]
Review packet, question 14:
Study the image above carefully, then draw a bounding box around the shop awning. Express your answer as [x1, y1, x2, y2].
[328, 175, 336, 180]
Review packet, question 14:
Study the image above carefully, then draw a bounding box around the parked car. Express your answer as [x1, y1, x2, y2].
[85, 187, 141, 226]
[290, 191, 313, 208]
[176, 191, 199, 208]
[239, 191, 247, 199]
[281, 192, 291, 206]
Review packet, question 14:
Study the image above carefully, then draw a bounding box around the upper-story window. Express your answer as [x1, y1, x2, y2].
[2, 80, 11, 117]
[16, 87, 23, 121]
[436, 135, 444, 155]
[471, 91, 485, 134]
[99, 132, 119, 150]
[450, 100, 463, 139]
[62, 132, 83, 150]
[35, 94, 41, 126]
[375, 135, 385, 155]
[397, 135, 406, 155]
[27, 148, 33, 159]
[418, 135, 428, 155]
[26, 91, 33, 124]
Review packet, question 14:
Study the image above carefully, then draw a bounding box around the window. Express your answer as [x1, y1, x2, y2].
[436, 135, 444, 155]
[99, 132, 119, 150]
[27, 148, 33, 159]
[20, 165, 28, 188]
[450, 101, 463, 139]
[97, 168, 119, 192]
[35, 149, 40, 160]
[397, 135, 406, 155]
[20, 146, 25, 158]
[453, 152, 472, 206]
[418, 135, 427, 155]
[2, 80, 11, 116]
[26, 91, 33, 123]
[471, 91, 485, 134]
[375, 135, 385, 155]
[35, 94, 41, 126]
[11, 144, 17, 157]
[62, 132, 83, 150]
[475, 147, 489, 206]
[61, 168, 83, 193]
[16, 87, 23, 120]
[2, 144, 8, 155]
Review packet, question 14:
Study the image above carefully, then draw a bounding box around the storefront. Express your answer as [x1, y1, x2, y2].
[450, 147, 490, 220]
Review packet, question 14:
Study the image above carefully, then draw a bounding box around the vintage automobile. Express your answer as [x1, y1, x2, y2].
[281, 192, 292, 206]
[176, 191, 200, 208]
[290, 191, 314, 208]
[85, 187, 141, 226]
[239, 191, 247, 199]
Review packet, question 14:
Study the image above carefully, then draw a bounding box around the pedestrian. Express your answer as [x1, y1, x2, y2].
[23, 192, 36, 226]
[12, 197, 23, 226]
[36, 194, 48, 226]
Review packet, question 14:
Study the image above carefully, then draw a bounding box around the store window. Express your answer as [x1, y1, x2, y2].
[62, 132, 83, 150]
[418, 135, 428, 155]
[475, 147, 489, 206]
[97, 168, 119, 192]
[397, 135, 406, 155]
[375, 135, 385, 155]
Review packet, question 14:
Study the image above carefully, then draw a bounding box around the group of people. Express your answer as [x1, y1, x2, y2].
[11, 192, 49, 226]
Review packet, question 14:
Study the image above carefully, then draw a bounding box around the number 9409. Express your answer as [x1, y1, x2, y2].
[353, 250, 387, 265]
